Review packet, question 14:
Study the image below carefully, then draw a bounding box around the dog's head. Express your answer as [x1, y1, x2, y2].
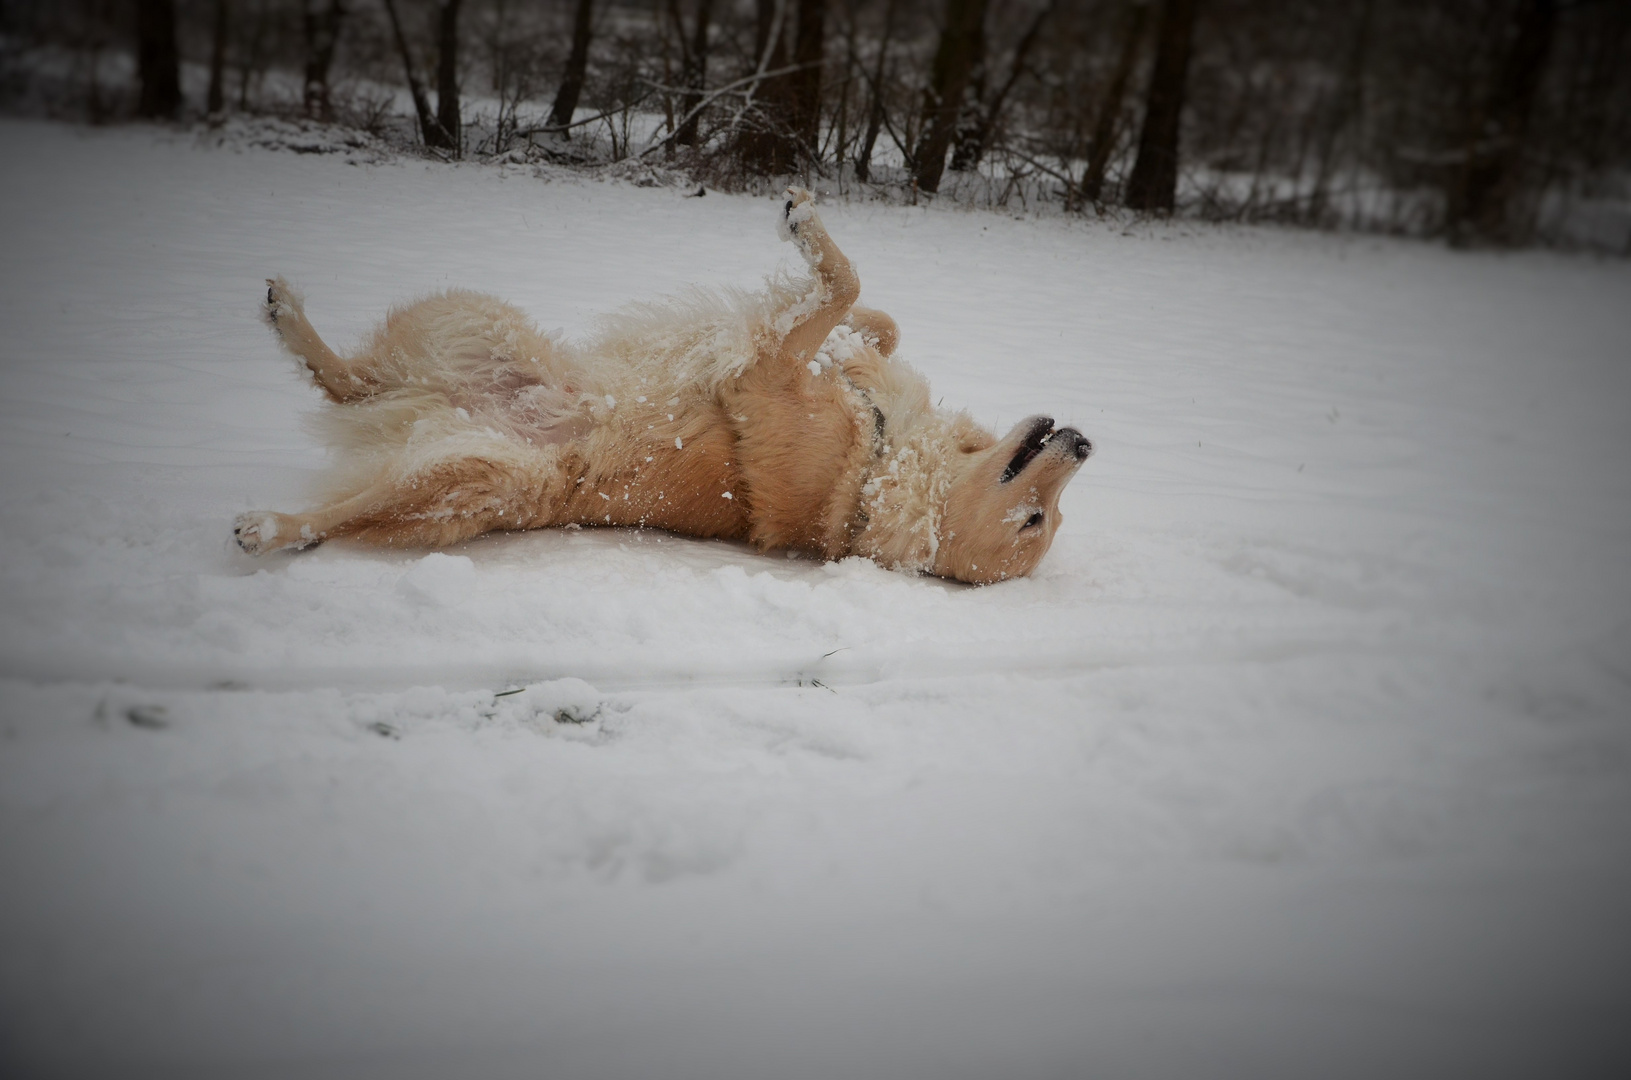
[932, 415, 1092, 584]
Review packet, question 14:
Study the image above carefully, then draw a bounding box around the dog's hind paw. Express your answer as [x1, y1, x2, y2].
[262, 276, 302, 330]
[778, 187, 819, 242]
[234, 511, 318, 555]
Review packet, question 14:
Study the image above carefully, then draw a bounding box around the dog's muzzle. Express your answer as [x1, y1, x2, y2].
[1000, 419, 1093, 483]
[1056, 427, 1093, 462]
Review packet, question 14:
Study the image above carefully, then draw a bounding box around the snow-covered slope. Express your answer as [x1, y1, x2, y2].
[2, 118, 1628, 1079]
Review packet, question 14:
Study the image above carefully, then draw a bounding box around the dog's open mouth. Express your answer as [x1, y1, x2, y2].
[1000, 416, 1056, 483]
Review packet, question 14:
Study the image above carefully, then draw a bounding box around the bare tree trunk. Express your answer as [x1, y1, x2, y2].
[302, 0, 347, 122]
[755, 0, 785, 71]
[1450, 0, 1557, 244]
[1081, 0, 1148, 204]
[833, 2, 857, 172]
[913, 0, 988, 194]
[1306, 0, 1371, 224]
[381, 0, 445, 148]
[434, 0, 464, 154]
[1242, 88, 1281, 216]
[78, 2, 121, 124]
[853, 0, 897, 183]
[738, 0, 795, 175]
[660, 2, 680, 141]
[1569, 0, 1631, 181]
[951, 0, 1053, 173]
[84, 16, 109, 124]
[789, 0, 826, 157]
[672, 0, 713, 146]
[945, 5, 985, 172]
[549, 0, 594, 131]
[487, 0, 526, 149]
[134, 0, 183, 119]
[1124, 0, 1197, 213]
[238, 0, 270, 112]
[207, 0, 230, 115]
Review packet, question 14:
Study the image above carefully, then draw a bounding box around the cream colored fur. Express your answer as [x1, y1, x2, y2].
[236, 189, 1092, 584]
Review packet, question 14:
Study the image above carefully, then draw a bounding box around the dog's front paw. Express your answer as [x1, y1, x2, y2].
[234, 511, 282, 555]
[262, 276, 301, 330]
[234, 511, 316, 555]
[778, 187, 819, 243]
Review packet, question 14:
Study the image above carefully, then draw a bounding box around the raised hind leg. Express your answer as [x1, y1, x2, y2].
[774, 188, 861, 364]
[263, 277, 378, 402]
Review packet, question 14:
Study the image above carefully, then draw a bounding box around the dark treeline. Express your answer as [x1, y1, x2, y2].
[2, 0, 1627, 246]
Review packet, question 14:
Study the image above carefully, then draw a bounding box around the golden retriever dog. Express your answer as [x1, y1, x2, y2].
[235, 188, 1092, 584]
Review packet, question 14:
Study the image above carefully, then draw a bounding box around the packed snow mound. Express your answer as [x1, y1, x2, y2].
[396, 551, 477, 607]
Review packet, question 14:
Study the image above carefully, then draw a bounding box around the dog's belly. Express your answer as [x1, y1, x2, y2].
[555, 420, 750, 540]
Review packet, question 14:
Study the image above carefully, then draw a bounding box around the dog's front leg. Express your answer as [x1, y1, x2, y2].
[774, 188, 860, 364]
[235, 454, 561, 554]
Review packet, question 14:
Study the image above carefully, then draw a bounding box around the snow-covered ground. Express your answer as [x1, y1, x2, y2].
[2, 117, 1629, 1079]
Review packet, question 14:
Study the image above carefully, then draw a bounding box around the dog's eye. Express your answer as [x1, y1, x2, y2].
[1021, 511, 1044, 530]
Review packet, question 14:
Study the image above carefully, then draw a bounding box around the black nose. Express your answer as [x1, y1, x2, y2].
[1057, 427, 1093, 461]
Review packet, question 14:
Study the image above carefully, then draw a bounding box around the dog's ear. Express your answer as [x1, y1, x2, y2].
[950, 412, 996, 454]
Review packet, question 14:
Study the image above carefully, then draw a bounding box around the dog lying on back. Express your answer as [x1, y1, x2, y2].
[235, 189, 1092, 584]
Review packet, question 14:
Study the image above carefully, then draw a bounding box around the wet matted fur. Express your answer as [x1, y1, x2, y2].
[235, 189, 1093, 584]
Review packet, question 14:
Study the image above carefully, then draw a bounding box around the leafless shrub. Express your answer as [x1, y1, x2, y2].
[1, 0, 1625, 249]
